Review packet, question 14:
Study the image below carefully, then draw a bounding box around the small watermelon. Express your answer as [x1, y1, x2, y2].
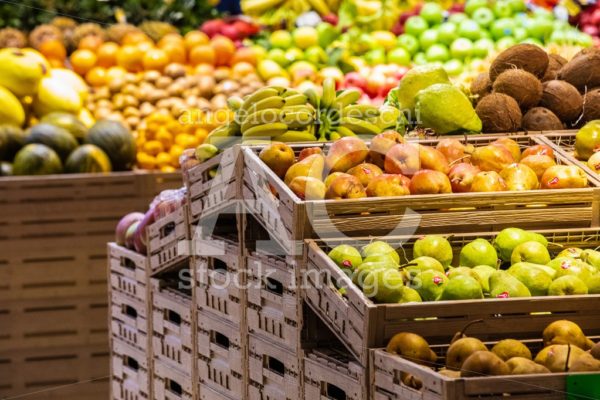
[86, 120, 135, 171]
[0, 124, 26, 161]
[26, 123, 78, 161]
[13, 144, 63, 175]
[65, 144, 112, 173]
[41, 112, 88, 143]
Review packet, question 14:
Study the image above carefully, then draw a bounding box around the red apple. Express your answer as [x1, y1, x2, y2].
[343, 72, 367, 90]
[116, 212, 144, 245]
[384, 143, 420, 176]
[409, 169, 452, 194]
[448, 163, 481, 193]
[201, 20, 225, 37]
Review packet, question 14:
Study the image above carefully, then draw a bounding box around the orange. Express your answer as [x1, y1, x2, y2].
[231, 47, 258, 66]
[116, 45, 144, 72]
[70, 49, 97, 76]
[184, 30, 209, 51]
[136, 41, 154, 53]
[194, 63, 215, 76]
[85, 66, 108, 86]
[169, 144, 184, 166]
[78, 35, 104, 52]
[232, 62, 255, 79]
[96, 42, 120, 68]
[143, 140, 164, 156]
[39, 39, 66, 61]
[210, 36, 236, 66]
[106, 66, 127, 80]
[189, 44, 215, 66]
[158, 33, 184, 47]
[159, 41, 186, 64]
[122, 31, 151, 46]
[49, 58, 65, 68]
[142, 48, 170, 71]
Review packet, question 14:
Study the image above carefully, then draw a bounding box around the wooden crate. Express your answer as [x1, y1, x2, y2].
[111, 338, 150, 400]
[247, 333, 302, 400]
[304, 228, 600, 365]
[111, 289, 149, 352]
[246, 251, 302, 352]
[148, 205, 192, 277]
[0, 295, 108, 351]
[0, 343, 109, 400]
[242, 135, 600, 255]
[197, 310, 247, 400]
[184, 146, 242, 223]
[371, 334, 600, 400]
[108, 243, 148, 304]
[151, 275, 194, 374]
[153, 357, 194, 400]
[303, 348, 368, 400]
[199, 384, 238, 400]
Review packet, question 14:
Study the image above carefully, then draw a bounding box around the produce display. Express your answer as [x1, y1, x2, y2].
[575, 121, 600, 173]
[385, 319, 600, 383]
[326, 228, 600, 303]
[472, 44, 600, 132]
[571, 2, 600, 46]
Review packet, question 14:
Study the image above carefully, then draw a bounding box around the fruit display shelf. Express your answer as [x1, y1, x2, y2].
[242, 134, 600, 256]
[304, 228, 600, 365]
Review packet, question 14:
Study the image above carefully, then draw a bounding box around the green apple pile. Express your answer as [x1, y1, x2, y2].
[327, 227, 600, 304]
[386, 319, 600, 383]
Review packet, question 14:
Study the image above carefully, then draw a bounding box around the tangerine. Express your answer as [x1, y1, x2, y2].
[122, 31, 151, 46]
[96, 42, 120, 68]
[39, 39, 67, 61]
[85, 66, 108, 86]
[158, 33, 184, 47]
[210, 36, 236, 66]
[184, 30, 209, 51]
[78, 35, 104, 52]
[142, 48, 170, 71]
[231, 47, 258, 66]
[189, 45, 215, 66]
[159, 42, 186, 64]
[70, 49, 97, 75]
[106, 66, 127, 80]
[116, 45, 144, 72]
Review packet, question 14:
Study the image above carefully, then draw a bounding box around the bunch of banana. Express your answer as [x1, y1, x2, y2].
[205, 86, 321, 148]
[242, 0, 336, 27]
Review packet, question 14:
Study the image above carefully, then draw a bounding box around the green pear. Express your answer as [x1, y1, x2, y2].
[494, 228, 547, 262]
[581, 249, 600, 269]
[328, 245, 362, 272]
[412, 269, 449, 301]
[557, 247, 584, 259]
[398, 287, 423, 303]
[361, 241, 400, 264]
[510, 241, 551, 265]
[492, 339, 532, 361]
[352, 262, 392, 288]
[472, 265, 497, 293]
[363, 268, 405, 303]
[507, 262, 553, 296]
[362, 254, 400, 266]
[586, 274, 600, 294]
[440, 275, 484, 300]
[547, 257, 596, 281]
[447, 266, 485, 285]
[548, 275, 588, 296]
[406, 256, 445, 274]
[459, 238, 498, 268]
[489, 270, 532, 298]
[413, 235, 453, 268]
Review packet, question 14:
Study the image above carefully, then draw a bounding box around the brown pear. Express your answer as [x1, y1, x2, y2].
[492, 339, 532, 361]
[326, 137, 369, 173]
[386, 332, 437, 366]
[284, 153, 324, 185]
[438, 368, 461, 378]
[418, 145, 450, 174]
[288, 176, 326, 200]
[259, 142, 295, 178]
[492, 138, 522, 162]
[470, 171, 508, 192]
[506, 357, 551, 374]
[436, 138, 474, 164]
[369, 131, 405, 168]
[324, 172, 352, 189]
[471, 144, 515, 172]
[520, 154, 556, 180]
[591, 341, 600, 360]
[325, 175, 367, 199]
[499, 163, 539, 191]
[569, 353, 600, 372]
[535, 344, 588, 372]
[409, 169, 452, 194]
[543, 320, 592, 350]
[346, 162, 383, 187]
[446, 337, 488, 371]
[366, 174, 411, 197]
[384, 143, 420, 176]
[460, 351, 510, 377]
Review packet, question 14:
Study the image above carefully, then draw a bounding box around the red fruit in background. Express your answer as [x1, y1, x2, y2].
[366, 75, 386, 97]
[115, 212, 144, 246]
[591, 9, 600, 26]
[583, 25, 599, 37]
[436, 138, 473, 164]
[323, 14, 339, 25]
[344, 72, 367, 90]
[133, 208, 156, 254]
[125, 221, 141, 250]
[201, 19, 226, 37]
[448, 163, 481, 193]
[220, 24, 240, 41]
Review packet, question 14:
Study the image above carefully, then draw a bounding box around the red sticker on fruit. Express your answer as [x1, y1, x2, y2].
[342, 260, 352, 268]
[497, 291, 510, 298]
[594, 163, 600, 171]
[362, 167, 371, 174]
[561, 261, 571, 270]
[433, 276, 443, 285]
[549, 177, 559, 185]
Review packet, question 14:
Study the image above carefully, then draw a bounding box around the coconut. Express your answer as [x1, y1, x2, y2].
[582, 88, 600, 123]
[489, 44, 549, 81]
[542, 54, 567, 82]
[492, 69, 543, 110]
[475, 93, 522, 133]
[559, 48, 600, 92]
[522, 107, 564, 131]
[540, 80, 583, 123]
[470, 73, 492, 104]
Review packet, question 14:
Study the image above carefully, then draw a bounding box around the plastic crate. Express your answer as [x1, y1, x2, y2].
[247, 333, 302, 400]
[148, 205, 191, 277]
[303, 348, 367, 400]
[151, 276, 194, 374]
[111, 339, 150, 400]
[111, 290, 149, 351]
[108, 243, 148, 304]
[304, 228, 600, 365]
[197, 310, 246, 399]
[153, 358, 194, 400]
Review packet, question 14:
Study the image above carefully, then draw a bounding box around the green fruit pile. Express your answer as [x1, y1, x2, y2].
[386, 319, 600, 381]
[327, 227, 600, 304]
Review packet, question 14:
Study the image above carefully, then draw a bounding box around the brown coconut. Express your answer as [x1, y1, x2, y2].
[540, 80, 583, 122]
[489, 44, 549, 81]
[542, 54, 567, 82]
[471, 73, 492, 103]
[582, 88, 600, 123]
[559, 48, 600, 92]
[493, 69, 543, 110]
[522, 107, 564, 131]
[475, 93, 522, 133]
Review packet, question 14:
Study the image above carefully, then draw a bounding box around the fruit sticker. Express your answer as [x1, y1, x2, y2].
[433, 276, 443, 285]
[342, 259, 353, 268]
[549, 176, 559, 185]
[561, 260, 572, 270]
[497, 291, 510, 298]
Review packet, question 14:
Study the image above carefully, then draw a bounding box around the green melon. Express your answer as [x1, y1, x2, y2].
[0, 124, 26, 161]
[26, 123, 78, 161]
[86, 120, 135, 171]
[65, 144, 112, 173]
[13, 144, 63, 175]
[41, 112, 88, 143]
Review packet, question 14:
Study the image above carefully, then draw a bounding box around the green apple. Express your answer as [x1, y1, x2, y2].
[511, 241, 551, 265]
[465, 0, 488, 16]
[413, 269, 449, 301]
[549, 30, 567, 44]
[532, 7, 554, 20]
[426, 44, 450, 62]
[419, 29, 439, 50]
[438, 22, 458, 45]
[293, 26, 318, 49]
[491, 18, 516, 39]
[387, 47, 411, 66]
[460, 238, 498, 268]
[398, 287, 422, 303]
[413, 235, 453, 268]
[364, 48, 387, 65]
[472, 7, 495, 28]
[328, 244, 362, 271]
[508, 0, 527, 13]
[472, 38, 494, 58]
[405, 16, 429, 37]
[493, 1, 514, 18]
[304, 46, 327, 65]
[413, 52, 428, 65]
[444, 59, 463, 76]
[450, 38, 474, 60]
[268, 48, 288, 67]
[285, 47, 304, 64]
[489, 270, 532, 298]
[271, 30, 293, 49]
[472, 265, 497, 293]
[513, 27, 528, 41]
[440, 275, 484, 300]
[527, 18, 553, 40]
[397, 34, 420, 55]
[458, 19, 482, 41]
[316, 23, 340, 48]
[361, 241, 400, 264]
[363, 268, 405, 302]
[521, 38, 543, 47]
[449, 12, 469, 24]
[548, 275, 588, 296]
[420, 2, 445, 25]
[508, 262, 553, 296]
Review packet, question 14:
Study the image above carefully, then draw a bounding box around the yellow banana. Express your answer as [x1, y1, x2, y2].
[241, 109, 283, 133]
[282, 104, 315, 113]
[273, 130, 317, 142]
[284, 93, 308, 106]
[282, 110, 315, 129]
[330, 132, 341, 141]
[227, 96, 244, 111]
[342, 104, 380, 119]
[321, 78, 336, 109]
[206, 123, 240, 149]
[242, 122, 288, 139]
[240, 87, 279, 113]
[333, 89, 362, 109]
[304, 88, 320, 109]
[306, 0, 331, 15]
[246, 96, 285, 114]
[282, 89, 301, 98]
[340, 117, 382, 135]
[334, 126, 357, 137]
[242, 0, 285, 14]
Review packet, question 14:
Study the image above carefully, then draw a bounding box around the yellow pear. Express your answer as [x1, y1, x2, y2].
[491, 339, 532, 361]
[0, 48, 48, 97]
[0, 85, 25, 126]
[33, 76, 82, 117]
[543, 320, 592, 350]
[460, 351, 510, 377]
[535, 344, 587, 372]
[386, 332, 437, 366]
[446, 337, 488, 371]
[49, 69, 89, 102]
[283, 153, 324, 185]
[506, 357, 551, 374]
[569, 353, 600, 372]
